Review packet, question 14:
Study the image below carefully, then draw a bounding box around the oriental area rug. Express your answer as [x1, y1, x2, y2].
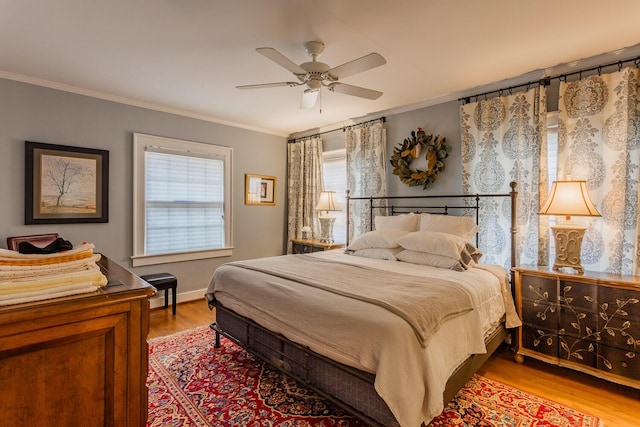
[147, 326, 602, 427]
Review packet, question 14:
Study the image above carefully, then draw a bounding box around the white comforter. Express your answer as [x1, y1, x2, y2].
[207, 250, 520, 427]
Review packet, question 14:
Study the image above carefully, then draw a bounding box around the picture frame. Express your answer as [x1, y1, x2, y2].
[245, 174, 276, 206]
[25, 141, 109, 224]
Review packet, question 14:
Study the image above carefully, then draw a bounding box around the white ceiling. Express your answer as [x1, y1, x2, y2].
[2, 0, 640, 136]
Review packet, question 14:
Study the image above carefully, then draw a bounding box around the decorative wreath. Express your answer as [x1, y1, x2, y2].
[390, 128, 450, 189]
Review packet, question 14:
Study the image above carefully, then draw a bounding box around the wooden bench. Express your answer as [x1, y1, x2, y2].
[140, 273, 177, 315]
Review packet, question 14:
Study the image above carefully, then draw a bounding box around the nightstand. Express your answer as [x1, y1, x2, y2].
[513, 265, 640, 389]
[291, 238, 344, 254]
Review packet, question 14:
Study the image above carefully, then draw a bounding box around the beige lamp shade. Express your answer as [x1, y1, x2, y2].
[539, 180, 601, 220]
[315, 191, 341, 212]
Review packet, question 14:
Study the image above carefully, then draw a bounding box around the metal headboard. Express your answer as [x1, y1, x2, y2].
[345, 181, 518, 270]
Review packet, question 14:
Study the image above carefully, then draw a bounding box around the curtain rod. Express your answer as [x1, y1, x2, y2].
[459, 55, 640, 104]
[287, 116, 386, 143]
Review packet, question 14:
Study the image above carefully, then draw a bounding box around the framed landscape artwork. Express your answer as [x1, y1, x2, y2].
[245, 174, 276, 206]
[25, 141, 109, 224]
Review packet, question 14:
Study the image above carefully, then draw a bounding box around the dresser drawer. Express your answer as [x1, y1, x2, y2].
[598, 286, 640, 321]
[521, 299, 558, 330]
[521, 274, 558, 303]
[560, 280, 598, 311]
[598, 344, 640, 380]
[522, 325, 558, 358]
[558, 334, 598, 368]
[597, 309, 640, 351]
[558, 305, 597, 341]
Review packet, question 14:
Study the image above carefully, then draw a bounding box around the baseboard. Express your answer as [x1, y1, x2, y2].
[150, 287, 207, 310]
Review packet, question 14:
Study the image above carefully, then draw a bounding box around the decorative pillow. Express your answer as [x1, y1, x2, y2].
[374, 214, 419, 231]
[350, 247, 403, 261]
[396, 231, 482, 267]
[396, 250, 468, 271]
[347, 230, 410, 251]
[419, 213, 479, 242]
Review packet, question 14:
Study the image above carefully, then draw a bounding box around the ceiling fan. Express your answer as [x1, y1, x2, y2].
[236, 41, 386, 109]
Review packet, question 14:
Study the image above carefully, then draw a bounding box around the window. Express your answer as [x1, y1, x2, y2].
[132, 133, 232, 267]
[322, 149, 347, 244]
[545, 112, 559, 256]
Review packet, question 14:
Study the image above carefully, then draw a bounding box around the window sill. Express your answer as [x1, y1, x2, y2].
[131, 247, 233, 267]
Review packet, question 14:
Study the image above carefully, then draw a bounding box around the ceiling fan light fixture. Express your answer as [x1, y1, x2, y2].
[301, 88, 320, 109]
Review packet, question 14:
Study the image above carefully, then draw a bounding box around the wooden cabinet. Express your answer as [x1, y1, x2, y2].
[514, 266, 640, 389]
[291, 238, 344, 254]
[0, 256, 155, 427]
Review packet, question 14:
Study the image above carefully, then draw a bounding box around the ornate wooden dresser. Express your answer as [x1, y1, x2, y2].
[514, 265, 639, 389]
[0, 256, 155, 426]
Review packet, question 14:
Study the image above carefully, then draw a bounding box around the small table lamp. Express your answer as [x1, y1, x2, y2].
[315, 191, 341, 244]
[539, 180, 601, 273]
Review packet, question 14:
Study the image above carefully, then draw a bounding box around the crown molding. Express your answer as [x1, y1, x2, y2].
[0, 70, 288, 138]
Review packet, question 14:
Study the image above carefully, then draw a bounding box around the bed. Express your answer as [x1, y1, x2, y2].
[206, 182, 521, 427]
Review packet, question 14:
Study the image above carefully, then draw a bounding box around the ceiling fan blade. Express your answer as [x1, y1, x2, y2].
[327, 52, 386, 80]
[236, 82, 301, 89]
[256, 47, 307, 76]
[300, 89, 319, 109]
[328, 82, 382, 100]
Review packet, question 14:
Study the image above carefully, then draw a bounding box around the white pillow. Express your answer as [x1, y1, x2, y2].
[396, 250, 469, 271]
[350, 247, 403, 261]
[347, 230, 410, 250]
[419, 213, 479, 242]
[375, 214, 419, 231]
[396, 231, 482, 266]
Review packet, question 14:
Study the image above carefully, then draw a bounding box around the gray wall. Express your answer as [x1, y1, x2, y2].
[384, 100, 462, 196]
[0, 78, 287, 301]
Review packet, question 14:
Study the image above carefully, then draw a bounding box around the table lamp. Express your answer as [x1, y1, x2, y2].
[315, 191, 341, 244]
[539, 180, 601, 273]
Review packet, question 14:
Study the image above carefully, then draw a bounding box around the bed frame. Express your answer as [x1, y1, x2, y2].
[211, 182, 518, 426]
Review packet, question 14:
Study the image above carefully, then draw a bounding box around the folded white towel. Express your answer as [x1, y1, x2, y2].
[0, 268, 107, 295]
[0, 283, 99, 306]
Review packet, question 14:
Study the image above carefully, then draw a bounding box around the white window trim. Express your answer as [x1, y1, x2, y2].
[323, 148, 346, 161]
[132, 133, 233, 267]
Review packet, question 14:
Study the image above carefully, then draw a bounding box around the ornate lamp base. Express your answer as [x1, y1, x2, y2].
[551, 223, 586, 274]
[318, 215, 336, 245]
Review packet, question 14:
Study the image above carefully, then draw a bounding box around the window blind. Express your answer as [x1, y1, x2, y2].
[145, 150, 225, 255]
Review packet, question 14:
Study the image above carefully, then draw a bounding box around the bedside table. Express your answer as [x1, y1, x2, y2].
[513, 265, 640, 389]
[291, 238, 344, 254]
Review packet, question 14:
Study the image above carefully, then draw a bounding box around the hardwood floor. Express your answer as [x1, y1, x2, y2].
[478, 347, 640, 427]
[148, 297, 215, 339]
[149, 299, 640, 426]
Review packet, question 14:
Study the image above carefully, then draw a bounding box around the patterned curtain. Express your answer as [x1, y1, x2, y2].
[460, 86, 548, 269]
[557, 67, 640, 274]
[286, 136, 324, 253]
[346, 121, 387, 240]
